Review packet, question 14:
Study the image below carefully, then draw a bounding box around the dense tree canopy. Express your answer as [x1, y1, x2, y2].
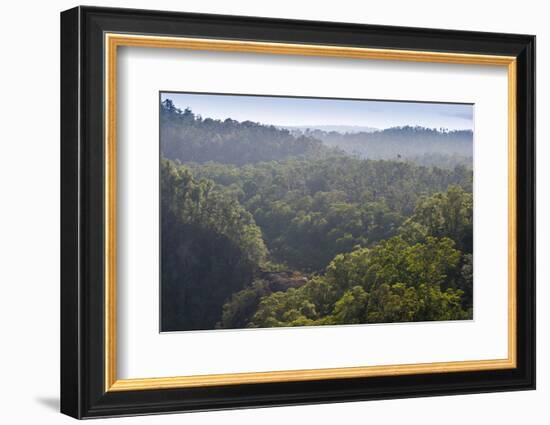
[161, 160, 267, 330]
[221, 235, 467, 329]
[189, 157, 472, 272]
[298, 126, 473, 168]
[161, 99, 335, 165]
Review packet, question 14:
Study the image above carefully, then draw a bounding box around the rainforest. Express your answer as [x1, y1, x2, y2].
[159, 96, 474, 332]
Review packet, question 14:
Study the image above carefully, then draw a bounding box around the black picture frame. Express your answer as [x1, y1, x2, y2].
[61, 5, 535, 419]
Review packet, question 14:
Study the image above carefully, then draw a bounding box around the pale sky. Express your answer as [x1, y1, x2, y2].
[161, 92, 473, 131]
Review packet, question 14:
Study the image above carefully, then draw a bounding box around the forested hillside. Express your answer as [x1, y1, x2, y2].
[293, 126, 473, 168]
[189, 158, 472, 272]
[160, 98, 474, 331]
[161, 99, 335, 165]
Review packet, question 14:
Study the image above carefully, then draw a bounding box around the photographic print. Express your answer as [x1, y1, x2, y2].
[61, 9, 535, 417]
[160, 92, 474, 332]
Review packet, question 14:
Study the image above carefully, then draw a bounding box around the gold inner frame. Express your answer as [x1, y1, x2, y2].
[104, 33, 518, 392]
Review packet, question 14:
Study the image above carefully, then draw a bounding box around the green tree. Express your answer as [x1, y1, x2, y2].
[161, 160, 268, 331]
[244, 237, 469, 328]
[400, 185, 473, 253]
[331, 286, 369, 324]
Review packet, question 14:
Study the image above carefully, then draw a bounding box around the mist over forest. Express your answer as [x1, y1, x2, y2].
[160, 98, 474, 332]
[288, 126, 473, 168]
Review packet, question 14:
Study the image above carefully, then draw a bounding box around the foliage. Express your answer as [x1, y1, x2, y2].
[159, 99, 474, 330]
[399, 185, 473, 253]
[218, 280, 271, 329]
[160, 160, 267, 331]
[245, 236, 468, 328]
[190, 157, 472, 271]
[161, 99, 335, 165]
[298, 126, 473, 168]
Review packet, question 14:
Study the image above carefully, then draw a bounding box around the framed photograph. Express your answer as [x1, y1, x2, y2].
[60, 6, 535, 419]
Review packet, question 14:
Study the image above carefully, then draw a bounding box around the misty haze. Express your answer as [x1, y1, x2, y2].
[159, 92, 474, 332]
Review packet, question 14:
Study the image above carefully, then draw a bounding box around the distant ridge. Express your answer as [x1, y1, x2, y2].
[160, 100, 337, 165]
[161, 99, 472, 169]
[305, 125, 473, 168]
[281, 124, 379, 134]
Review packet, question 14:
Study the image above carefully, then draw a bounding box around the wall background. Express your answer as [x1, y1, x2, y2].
[0, 0, 544, 423]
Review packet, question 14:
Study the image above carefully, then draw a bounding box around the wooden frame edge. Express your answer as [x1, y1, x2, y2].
[108, 358, 516, 391]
